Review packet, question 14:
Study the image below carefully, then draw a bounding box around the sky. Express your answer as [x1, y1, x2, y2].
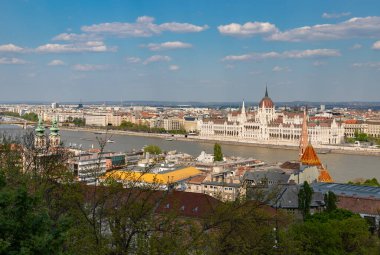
[1, 0, 380, 103]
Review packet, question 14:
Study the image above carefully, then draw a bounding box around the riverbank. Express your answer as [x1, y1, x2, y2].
[60, 126, 380, 157]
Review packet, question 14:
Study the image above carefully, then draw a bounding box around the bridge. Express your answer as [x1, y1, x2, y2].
[0, 120, 36, 129]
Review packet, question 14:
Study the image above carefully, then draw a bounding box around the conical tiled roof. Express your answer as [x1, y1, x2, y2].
[318, 168, 333, 183]
[300, 144, 321, 166]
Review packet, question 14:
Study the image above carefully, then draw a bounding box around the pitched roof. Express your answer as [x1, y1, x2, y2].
[300, 144, 322, 166]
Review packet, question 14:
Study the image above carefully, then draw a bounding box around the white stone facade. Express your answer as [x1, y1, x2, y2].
[198, 93, 345, 146]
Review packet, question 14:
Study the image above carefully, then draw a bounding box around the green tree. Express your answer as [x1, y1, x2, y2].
[324, 191, 337, 212]
[298, 181, 313, 219]
[213, 143, 223, 162]
[281, 209, 378, 255]
[0, 170, 68, 254]
[22, 112, 39, 122]
[144, 145, 162, 155]
[73, 117, 85, 127]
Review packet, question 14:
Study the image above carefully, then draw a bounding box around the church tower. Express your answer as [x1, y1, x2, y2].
[239, 100, 247, 123]
[49, 117, 61, 147]
[299, 108, 309, 160]
[257, 86, 275, 124]
[35, 116, 46, 149]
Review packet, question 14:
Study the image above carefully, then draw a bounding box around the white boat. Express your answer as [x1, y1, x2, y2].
[165, 137, 174, 141]
[107, 139, 115, 143]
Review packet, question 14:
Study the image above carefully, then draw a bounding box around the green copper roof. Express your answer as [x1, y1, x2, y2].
[35, 116, 45, 136]
[50, 117, 60, 136]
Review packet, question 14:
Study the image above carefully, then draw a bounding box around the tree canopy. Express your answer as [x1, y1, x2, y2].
[144, 144, 162, 155]
[213, 143, 223, 162]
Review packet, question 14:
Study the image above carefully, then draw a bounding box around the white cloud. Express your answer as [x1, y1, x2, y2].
[218, 21, 278, 37]
[48, 59, 65, 66]
[81, 16, 208, 38]
[372, 40, 380, 50]
[72, 64, 108, 71]
[125, 57, 141, 63]
[35, 41, 116, 53]
[352, 62, 380, 70]
[144, 41, 192, 51]
[322, 12, 351, 19]
[143, 55, 171, 65]
[272, 66, 291, 72]
[268, 16, 380, 42]
[0, 44, 24, 52]
[223, 49, 340, 61]
[169, 65, 180, 71]
[219, 16, 380, 42]
[159, 22, 208, 33]
[0, 57, 27, 64]
[350, 43, 362, 50]
[53, 33, 101, 42]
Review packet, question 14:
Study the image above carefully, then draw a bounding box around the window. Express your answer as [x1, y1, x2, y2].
[165, 203, 170, 209]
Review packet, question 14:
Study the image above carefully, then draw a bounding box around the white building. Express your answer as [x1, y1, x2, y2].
[198, 88, 345, 145]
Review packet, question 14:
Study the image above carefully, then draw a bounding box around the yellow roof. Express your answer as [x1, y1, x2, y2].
[103, 167, 202, 184]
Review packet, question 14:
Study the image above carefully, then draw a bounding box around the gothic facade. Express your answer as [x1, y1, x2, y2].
[198, 88, 345, 145]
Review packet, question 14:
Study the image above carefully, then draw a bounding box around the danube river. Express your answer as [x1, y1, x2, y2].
[1, 125, 379, 182]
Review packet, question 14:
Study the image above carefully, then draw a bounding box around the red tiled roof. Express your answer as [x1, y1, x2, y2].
[337, 195, 380, 215]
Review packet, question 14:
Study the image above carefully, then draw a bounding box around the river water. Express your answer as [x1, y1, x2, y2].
[1, 125, 379, 182]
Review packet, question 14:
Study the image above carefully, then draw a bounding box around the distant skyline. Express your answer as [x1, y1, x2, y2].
[1, 0, 380, 102]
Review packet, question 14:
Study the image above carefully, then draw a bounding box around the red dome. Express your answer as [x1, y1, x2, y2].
[259, 97, 274, 108]
[259, 87, 274, 108]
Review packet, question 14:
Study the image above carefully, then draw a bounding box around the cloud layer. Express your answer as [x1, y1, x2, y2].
[223, 49, 341, 61]
[81, 16, 208, 38]
[36, 41, 115, 53]
[0, 57, 27, 64]
[143, 41, 192, 51]
[219, 16, 380, 42]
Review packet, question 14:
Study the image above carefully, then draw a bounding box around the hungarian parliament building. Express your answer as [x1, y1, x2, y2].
[197, 88, 345, 145]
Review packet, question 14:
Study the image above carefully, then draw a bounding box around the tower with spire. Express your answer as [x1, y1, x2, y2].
[238, 99, 247, 123]
[299, 108, 309, 160]
[35, 116, 46, 148]
[256, 86, 276, 125]
[49, 117, 61, 147]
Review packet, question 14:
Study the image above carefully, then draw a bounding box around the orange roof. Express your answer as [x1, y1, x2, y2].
[318, 168, 333, 183]
[300, 144, 322, 166]
[103, 167, 202, 184]
[344, 119, 359, 124]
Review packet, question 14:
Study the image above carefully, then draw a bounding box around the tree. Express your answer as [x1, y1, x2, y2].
[298, 181, 313, 219]
[144, 145, 162, 155]
[280, 209, 379, 255]
[214, 143, 223, 162]
[324, 191, 337, 212]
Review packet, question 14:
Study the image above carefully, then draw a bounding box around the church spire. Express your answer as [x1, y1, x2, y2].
[240, 99, 247, 123]
[49, 117, 61, 147]
[265, 85, 268, 97]
[35, 116, 46, 148]
[299, 108, 309, 160]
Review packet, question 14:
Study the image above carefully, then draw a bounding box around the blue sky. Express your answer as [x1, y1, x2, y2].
[1, 0, 380, 102]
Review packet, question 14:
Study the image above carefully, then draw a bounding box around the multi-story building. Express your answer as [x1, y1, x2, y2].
[69, 153, 107, 184]
[198, 88, 345, 145]
[84, 114, 107, 126]
[344, 120, 380, 138]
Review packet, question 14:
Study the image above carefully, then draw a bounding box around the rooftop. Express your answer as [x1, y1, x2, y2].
[312, 182, 380, 199]
[103, 166, 202, 184]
